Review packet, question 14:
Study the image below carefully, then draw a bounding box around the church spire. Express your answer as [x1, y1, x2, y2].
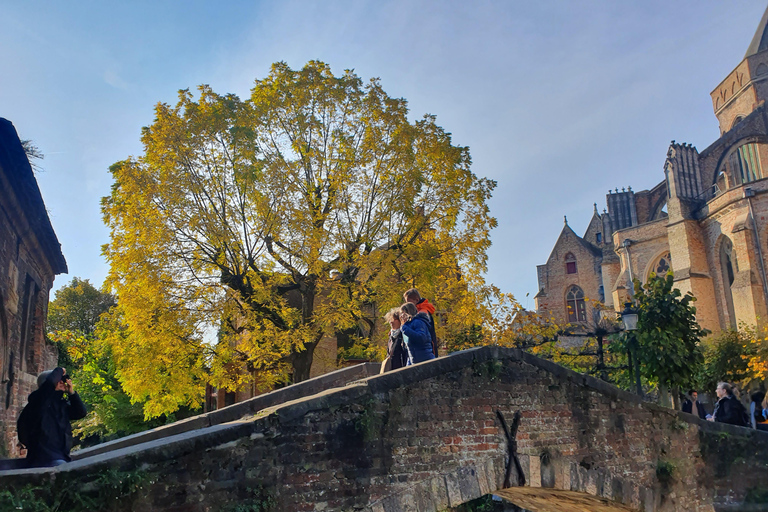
[746, 5, 768, 58]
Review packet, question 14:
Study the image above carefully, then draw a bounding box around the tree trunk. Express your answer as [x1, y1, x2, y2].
[626, 333, 643, 396]
[291, 341, 318, 382]
[672, 386, 681, 410]
[291, 276, 319, 383]
[659, 382, 671, 408]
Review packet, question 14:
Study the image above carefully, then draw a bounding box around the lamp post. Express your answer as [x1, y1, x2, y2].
[620, 302, 638, 332]
[618, 301, 642, 396]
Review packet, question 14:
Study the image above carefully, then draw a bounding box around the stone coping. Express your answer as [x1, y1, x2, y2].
[1, 346, 764, 478]
[67, 361, 380, 461]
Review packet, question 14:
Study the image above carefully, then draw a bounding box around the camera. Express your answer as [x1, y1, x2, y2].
[61, 373, 71, 382]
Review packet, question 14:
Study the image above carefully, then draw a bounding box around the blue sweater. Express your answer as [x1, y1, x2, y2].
[401, 313, 435, 365]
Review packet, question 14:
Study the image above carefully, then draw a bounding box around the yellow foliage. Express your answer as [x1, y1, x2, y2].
[102, 61, 496, 418]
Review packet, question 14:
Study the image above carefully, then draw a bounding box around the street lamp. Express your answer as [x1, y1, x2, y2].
[620, 302, 638, 331]
[619, 301, 641, 396]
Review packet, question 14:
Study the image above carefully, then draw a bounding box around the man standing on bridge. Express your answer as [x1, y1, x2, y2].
[682, 390, 707, 420]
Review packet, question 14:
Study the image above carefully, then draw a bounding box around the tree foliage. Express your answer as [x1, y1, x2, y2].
[47, 278, 164, 437]
[629, 273, 708, 403]
[445, 287, 562, 356]
[48, 278, 116, 337]
[48, 328, 163, 438]
[698, 328, 755, 395]
[102, 61, 496, 418]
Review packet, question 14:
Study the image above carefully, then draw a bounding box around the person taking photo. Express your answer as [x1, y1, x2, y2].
[17, 367, 87, 467]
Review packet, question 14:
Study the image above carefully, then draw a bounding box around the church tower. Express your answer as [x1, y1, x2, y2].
[711, 7, 768, 134]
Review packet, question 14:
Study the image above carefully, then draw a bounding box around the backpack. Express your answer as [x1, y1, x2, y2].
[16, 402, 34, 448]
[736, 399, 750, 427]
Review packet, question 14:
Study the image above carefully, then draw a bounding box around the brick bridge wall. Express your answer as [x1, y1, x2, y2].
[1, 347, 767, 512]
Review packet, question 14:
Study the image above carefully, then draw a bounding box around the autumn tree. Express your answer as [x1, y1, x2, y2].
[102, 61, 496, 417]
[47, 278, 160, 438]
[445, 287, 562, 354]
[698, 329, 755, 395]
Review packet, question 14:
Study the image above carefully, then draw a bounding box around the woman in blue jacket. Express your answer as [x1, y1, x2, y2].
[399, 303, 435, 365]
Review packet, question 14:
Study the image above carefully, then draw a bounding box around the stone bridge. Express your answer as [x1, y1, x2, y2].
[1, 346, 767, 511]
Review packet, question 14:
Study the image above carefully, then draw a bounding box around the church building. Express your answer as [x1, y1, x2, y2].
[535, 7, 768, 334]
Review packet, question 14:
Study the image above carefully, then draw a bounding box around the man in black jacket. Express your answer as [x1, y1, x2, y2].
[682, 390, 708, 419]
[17, 367, 87, 467]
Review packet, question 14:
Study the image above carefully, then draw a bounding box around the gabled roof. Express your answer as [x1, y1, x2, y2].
[583, 207, 602, 239]
[0, 118, 67, 275]
[746, 5, 768, 58]
[545, 220, 602, 264]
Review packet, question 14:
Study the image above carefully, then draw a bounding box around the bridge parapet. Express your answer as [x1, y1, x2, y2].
[69, 361, 381, 461]
[0, 347, 766, 512]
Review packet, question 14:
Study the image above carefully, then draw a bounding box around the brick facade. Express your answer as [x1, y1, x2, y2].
[0, 118, 66, 457]
[536, 8, 768, 334]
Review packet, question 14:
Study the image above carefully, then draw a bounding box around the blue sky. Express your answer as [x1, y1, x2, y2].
[1, 1, 765, 308]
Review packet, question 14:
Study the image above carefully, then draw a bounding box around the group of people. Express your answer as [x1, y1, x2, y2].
[381, 288, 439, 372]
[683, 383, 768, 431]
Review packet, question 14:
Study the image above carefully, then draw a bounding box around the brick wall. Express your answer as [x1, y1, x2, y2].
[2, 347, 765, 512]
[0, 127, 61, 458]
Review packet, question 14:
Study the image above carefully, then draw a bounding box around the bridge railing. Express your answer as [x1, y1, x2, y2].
[54, 362, 381, 462]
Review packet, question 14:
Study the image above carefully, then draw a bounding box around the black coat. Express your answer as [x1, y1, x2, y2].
[387, 329, 408, 371]
[17, 368, 87, 466]
[713, 394, 749, 427]
[682, 399, 707, 420]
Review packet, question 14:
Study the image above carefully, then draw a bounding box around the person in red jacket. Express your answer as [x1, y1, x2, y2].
[403, 288, 438, 357]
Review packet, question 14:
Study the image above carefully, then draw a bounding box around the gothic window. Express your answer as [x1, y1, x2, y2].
[19, 274, 40, 372]
[565, 253, 577, 274]
[728, 143, 763, 184]
[566, 285, 587, 323]
[596, 232, 602, 244]
[654, 252, 672, 276]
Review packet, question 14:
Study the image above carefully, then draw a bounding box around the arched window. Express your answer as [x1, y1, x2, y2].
[566, 285, 587, 323]
[720, 237, 737, 329]
[727, 143, 763, 184]
[653, 252, 671, 276]
[565, 253, 577, 274]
